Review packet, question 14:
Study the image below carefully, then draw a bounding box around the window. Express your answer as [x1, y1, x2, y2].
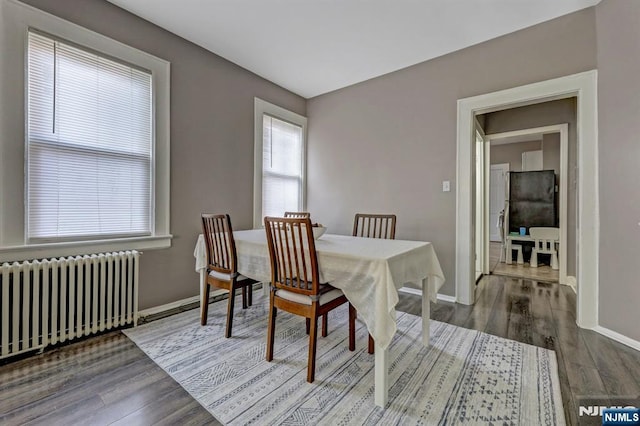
[0, 0, 170, 262]
[27, 31, 152, 241]
[253, 99, 307, 228]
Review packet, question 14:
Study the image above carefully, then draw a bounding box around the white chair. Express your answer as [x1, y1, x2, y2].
[529, 227, 559, 269]
[499, 209, 523, 264]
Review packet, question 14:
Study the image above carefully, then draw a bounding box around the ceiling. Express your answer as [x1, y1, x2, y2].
[107, 0, 599, 99]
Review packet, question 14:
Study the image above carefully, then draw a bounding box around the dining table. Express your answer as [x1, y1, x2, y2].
[193, 229, 445, 408]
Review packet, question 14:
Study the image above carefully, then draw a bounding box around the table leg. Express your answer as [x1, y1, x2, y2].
[374, 341, 389, 408]
[506, 238, 512, 265]
[422, 278, 431, 346]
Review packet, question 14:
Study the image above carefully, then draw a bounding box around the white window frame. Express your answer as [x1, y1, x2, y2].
[0, 0, 171, 262]
[253, 98, 307, 229]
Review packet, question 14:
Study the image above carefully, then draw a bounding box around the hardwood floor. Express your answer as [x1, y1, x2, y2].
[0, 331, 219, 425]
[398, 275, 640, 426]
[1, 275, 639, 425]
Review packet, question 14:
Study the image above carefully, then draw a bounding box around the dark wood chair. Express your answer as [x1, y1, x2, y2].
[353, 213, 396, 239]
[284, 211, 334, 337]
[284, 211, 311, 218]
[354, 213, 397, 354]
[264, 216, 356, 383]
[201, 214, 257, 338]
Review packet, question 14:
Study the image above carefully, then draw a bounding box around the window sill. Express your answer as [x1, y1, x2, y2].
[0, 235, 172, 263]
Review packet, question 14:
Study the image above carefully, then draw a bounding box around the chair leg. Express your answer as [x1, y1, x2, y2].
[551, 251, 559, 270]
[225, 287, 236, 338]
[241, 286, 248, 309]
[530, 249, 538, 267]
[321, 313, 328, 337]
[307, 312, 318, 383]
[248, 285, 253, 306]
[368, 334, 374, 354]
[348, 303, 356, 351]
[306, 318, 310, 335]
[266, 294, 277, 362]
[200, 284, 211, 326]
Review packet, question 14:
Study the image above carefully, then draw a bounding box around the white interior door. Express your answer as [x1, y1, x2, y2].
[489, 163, 509, 242]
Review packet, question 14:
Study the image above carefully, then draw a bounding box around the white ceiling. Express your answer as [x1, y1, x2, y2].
[107, 0, 599, 99]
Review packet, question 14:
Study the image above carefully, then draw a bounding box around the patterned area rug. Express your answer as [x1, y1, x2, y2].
[124, 294, 565, 425]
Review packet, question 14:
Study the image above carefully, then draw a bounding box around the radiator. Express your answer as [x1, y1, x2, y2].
[0, 250, 140, 360]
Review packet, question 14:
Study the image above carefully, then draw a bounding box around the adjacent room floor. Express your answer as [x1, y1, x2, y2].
[490, 241, 560, 282]
[1, 276, 639, 426]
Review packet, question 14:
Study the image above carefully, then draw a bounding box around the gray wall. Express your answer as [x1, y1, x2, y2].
[306, 9, 596, 296]
[542, 133, 561, 179]
[18, 0, 306, 309]
[483, 99, 577, 275]
[490, 140, 542, 172]
[596, 0, 640, 342]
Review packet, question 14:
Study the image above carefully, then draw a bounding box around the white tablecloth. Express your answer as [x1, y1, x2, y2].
[194, 230, 445, 350]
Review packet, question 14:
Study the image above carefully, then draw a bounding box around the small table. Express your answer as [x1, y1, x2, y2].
[194, 230, 445, 408]
[505, 234, 559, 265]
[505, 234, 533, 264]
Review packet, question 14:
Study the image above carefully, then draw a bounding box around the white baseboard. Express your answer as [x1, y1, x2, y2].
[398, 286, 456, 303]
[593, 325, 640, 352]
[399, 287, 422, 296]
[436, 294, 457, 303]
[566, 275, 577, 293]
[139, 289, 226, 318]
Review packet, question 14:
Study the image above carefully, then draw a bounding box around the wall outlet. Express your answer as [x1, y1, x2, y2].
[442, 180, 450, 192]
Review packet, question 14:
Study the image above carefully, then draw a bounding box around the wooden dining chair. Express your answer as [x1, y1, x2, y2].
[201, 214, 258, 338]
[284, 211, 311, 219]
[354, 213, 397, 354]
[353, 213, 396, 239]
[264, 216, 356, 383]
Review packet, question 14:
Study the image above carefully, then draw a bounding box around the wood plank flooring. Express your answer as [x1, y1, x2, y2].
[398, 275, 640, 426]
[1, 275, 639, 425]
[0, 331, 218, 425]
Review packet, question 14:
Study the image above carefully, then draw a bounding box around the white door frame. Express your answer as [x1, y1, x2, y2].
[488, 162, 510, 243]
[485, 124, 569, 285]
[475, 129, 486, 278]
[455, 70, 598, 329]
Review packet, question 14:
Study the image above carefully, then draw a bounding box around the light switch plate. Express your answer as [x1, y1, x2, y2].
[442, 180, 450, 192]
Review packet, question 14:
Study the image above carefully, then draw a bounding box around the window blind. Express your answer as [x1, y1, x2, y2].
[261, 115, 303, 218]
[27, 31, 152, 240]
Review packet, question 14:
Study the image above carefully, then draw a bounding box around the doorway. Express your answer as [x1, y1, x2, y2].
[455, 70, 599, 329]
[482, 125, 569, 285]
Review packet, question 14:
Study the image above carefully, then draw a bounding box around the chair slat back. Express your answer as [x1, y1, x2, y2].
[530, 227, 559, 253]
[353, 213, 396, 239]
[284, 211, 311, 219]
[264, 217, 319, 296]
[201, 214, 237, 274]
